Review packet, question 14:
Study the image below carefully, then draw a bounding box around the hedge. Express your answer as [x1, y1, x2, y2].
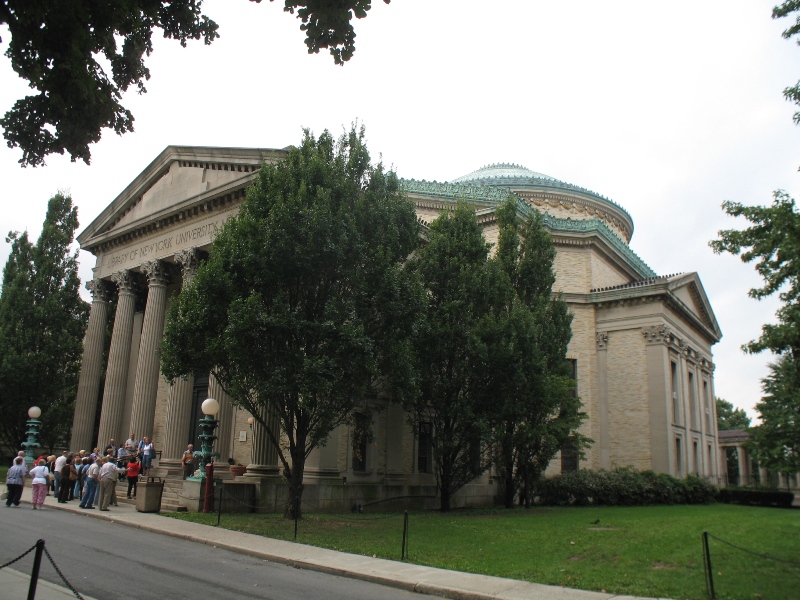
[533, 467, 718, 506]
[717, 487, 795, 508]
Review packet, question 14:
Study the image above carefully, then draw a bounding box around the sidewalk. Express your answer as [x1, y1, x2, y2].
[0, 567, 97, 600]
[14, 486, 664, 600]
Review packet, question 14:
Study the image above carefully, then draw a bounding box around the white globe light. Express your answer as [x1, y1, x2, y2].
[246, 417, 254, 425]
[28, 406, 42, 419]
[201, 398, 220, 416]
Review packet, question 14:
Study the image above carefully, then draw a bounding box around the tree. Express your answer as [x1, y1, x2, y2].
[716, 397, 752, 431]
[748, 355, 800, 473]
[406, 200, 504, 511]
[487, 199, 587, 508]
[0, 0, 388, 167]
[773, 1, 800, 125]
[161, 125, 421, 518]
[0, 193, 89, 455]
[711, 192, 800, 373]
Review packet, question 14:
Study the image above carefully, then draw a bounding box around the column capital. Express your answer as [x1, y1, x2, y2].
[85, 278, 111, 302]
[142, 260, 170, 287]
[111, 269, 137, 295]
[642, 324, 672, 345]
[175, 248, 201, 287]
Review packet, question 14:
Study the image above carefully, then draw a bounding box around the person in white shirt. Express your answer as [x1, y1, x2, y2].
[29, 459, 50, 510]
[53, 451, 68, 497]
[97, 458, 125, 511]
[79, 458, 100, 509]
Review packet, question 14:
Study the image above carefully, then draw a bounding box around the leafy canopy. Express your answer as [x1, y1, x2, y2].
[0, 0, 388, 167]
[489, 198, 586, 508]
[0, 193, 89, 453]
[710, 191, 800, 358]
[161, 125, 420, 516]
[406, 200, 501, 511]
[749, 355, 800, 472]
[715, 397, 752, 431]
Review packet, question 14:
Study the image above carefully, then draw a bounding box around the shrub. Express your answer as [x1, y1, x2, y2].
[533, 467, 718, 506]
[717, 487, 795, 507]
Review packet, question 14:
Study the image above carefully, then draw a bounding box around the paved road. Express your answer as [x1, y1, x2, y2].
[1, 507, 434, 600]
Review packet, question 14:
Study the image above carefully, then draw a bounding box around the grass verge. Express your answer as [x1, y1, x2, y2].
[167, 504, 799, 599]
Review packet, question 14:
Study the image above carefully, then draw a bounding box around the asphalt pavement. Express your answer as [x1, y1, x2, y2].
[1, 485, 665, 600]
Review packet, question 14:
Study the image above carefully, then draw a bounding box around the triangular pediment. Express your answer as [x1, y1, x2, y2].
[78, 146, 288, 251]
[665, 273, 722, 341]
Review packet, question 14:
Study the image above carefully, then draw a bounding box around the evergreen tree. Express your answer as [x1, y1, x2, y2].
[0, 193, 89, 454]
[406, 200, 502, 511]
[749, 355, 800, 473]
[161, 126, 422, 518]
[488, 198, 586, 508]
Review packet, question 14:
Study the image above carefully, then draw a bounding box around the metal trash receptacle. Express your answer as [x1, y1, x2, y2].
[136, 476, 164, 513]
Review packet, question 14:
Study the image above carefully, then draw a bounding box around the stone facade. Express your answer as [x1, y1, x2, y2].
[70, 150, 723, 511]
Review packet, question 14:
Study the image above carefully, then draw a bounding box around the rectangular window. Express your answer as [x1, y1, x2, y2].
[567, 358, 577, 396]
[671, 361, 681, 424]
[675, 437, 684, 478]
[689, 372, 698, 430]
[703, 380, 712, 431]
[707, 444, 714, 477]
[693, 440, 700, 475]
[417, 422, 433, 474]
[560, 438, 579, 473]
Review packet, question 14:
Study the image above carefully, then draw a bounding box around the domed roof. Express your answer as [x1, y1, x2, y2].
[450, 163, 558, 184]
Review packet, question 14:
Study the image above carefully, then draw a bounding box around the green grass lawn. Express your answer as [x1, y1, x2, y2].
[168, 504, 798, 599]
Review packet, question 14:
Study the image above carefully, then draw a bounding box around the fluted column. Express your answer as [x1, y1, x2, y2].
[208, 374, 235, 467]
[97, 270, 137, 446]
[162, 249, 201, 465]
[246, 401, 281, 478]
[128, 260, 170, 439]
[70, 279, 111, 451]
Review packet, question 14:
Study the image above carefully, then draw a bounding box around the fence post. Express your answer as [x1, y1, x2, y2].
[27, 539, 44, 600]
[294, 497, 299, 541]
[217, 486, 223, 527]
[702, 531, 716, 600]
[401, 511, 409, 560]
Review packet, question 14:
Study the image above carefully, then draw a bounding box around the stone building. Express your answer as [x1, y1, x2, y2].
[71, 146, 722, 510]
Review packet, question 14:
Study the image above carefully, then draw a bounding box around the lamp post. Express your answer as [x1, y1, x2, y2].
[22, 406, 42, 467]
[193, 398, 219, 513]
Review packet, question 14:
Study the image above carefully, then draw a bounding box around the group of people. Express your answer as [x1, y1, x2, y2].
[4, 432, 159, 511]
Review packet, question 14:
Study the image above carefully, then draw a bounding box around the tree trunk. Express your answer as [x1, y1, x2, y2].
[504, 474, 515, 509]
[286, 451, 306, 520]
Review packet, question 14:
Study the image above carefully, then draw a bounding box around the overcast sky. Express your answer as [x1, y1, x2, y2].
[0, 1, 797, 419]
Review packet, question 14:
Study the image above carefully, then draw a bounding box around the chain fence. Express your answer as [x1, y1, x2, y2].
[1, 539, 85, 600]
[702, 530, 800, 600]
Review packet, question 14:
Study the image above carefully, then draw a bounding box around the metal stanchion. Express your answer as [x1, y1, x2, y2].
[27, 539, 44, 600]
[702, 531, 716, 600]
[401, 511, 409, 560]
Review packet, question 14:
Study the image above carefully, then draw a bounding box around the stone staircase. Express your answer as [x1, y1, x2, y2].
[113, 469, 187, 512]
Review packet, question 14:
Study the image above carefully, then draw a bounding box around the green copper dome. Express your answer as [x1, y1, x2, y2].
[451, 163, 557, 184]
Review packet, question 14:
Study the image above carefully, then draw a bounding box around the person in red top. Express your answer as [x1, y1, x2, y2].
[126, 458, 142, 499]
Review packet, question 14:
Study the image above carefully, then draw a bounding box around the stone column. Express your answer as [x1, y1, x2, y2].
[162, 249, 201, 467]
[208, 374, 235, 469]
[128, 260, 170, 439]
[736, 446, 747, 486]
[246, 402, 281, 478]
[97, 270, 137, 446]
[70, 279, 111, 451]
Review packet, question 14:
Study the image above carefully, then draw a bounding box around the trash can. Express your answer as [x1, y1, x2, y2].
[136, 476, 164, 513]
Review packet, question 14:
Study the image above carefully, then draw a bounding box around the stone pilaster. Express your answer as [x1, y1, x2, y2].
[70, 279, 111, 451]
[128, 260, 170, 439]
[162, 249, 201, 466]
[97, 270, 137, 446]
[246, 402, 281, 478]
[595, 331, 610, 469]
